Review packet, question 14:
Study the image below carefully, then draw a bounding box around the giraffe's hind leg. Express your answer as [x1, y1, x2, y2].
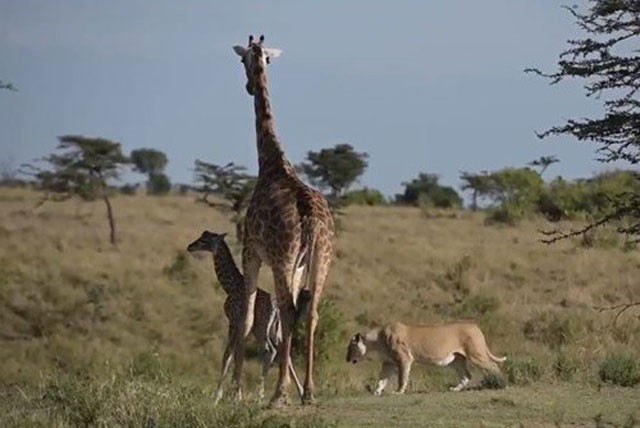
[302, 242, 332, 405]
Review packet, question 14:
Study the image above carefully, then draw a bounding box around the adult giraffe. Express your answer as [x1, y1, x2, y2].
[232, 35, 334, 406]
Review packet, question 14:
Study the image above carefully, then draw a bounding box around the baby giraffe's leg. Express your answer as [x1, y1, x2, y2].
[215, 331, 236, 404]
[374, 362, 396, 395]
[449, 353, 471, 392]
[257, 328, 277, 401]
[258, 342, 275, 401]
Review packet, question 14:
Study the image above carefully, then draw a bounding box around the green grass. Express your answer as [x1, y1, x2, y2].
[2, 373, 637, 428]
[0, 371, 336, 428]
[305, 385, 639, 427]
[1, 188, 639, 427]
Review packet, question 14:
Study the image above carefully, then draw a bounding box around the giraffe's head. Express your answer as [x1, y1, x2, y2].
[187, 231, 228, 255]
[232, 34, 282, 96]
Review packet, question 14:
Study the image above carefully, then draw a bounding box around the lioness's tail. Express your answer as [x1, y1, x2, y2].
[488, 349, 507, 363]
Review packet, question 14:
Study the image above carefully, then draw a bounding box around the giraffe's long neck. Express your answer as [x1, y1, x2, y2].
[251, 55, 296, 177]
[211, 243, 244, 295]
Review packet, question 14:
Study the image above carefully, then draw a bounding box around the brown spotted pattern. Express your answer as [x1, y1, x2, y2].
[233, 35, 335, 406]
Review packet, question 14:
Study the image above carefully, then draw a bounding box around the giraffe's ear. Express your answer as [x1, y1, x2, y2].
[263, 48, 282, 59]
[233, 45, 248, 57]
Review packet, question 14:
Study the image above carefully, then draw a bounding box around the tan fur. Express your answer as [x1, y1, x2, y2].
[347, 321, 506, 395]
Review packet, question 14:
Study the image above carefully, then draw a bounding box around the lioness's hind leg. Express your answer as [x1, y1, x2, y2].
[449, 353, 471, 392]
[469, 352, 501, 375]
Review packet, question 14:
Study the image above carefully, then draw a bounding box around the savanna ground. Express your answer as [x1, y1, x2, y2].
[0, 187, 638, 427]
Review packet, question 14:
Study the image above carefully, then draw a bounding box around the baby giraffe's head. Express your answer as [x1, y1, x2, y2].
[232, 34, 282, 95]
[186, 231, 227, 255]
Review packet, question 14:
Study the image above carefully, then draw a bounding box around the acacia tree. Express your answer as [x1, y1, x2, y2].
[528, 156, 560, 177]
[130, 148, 171, 195]
[526, 1, 640, 243]
[192, 160, 256, 241]
[24, 135, 129, 245]
[297, 143, 368, 199]
[459, 171, 492, 210]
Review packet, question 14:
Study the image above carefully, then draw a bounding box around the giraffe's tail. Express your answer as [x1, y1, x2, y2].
[290, 216, 316, 311]
[294, 289, 312, 324]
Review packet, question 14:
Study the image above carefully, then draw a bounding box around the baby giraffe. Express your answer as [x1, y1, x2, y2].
[187, 230, 310, 403]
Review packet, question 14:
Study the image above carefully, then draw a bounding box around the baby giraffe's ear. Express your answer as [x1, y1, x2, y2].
[233, 45, 248, 57]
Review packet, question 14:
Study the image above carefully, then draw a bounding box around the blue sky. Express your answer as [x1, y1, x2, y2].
[0, 0, 619, 197]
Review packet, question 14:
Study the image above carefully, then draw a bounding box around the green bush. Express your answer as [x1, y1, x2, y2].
[119, 183, 138, 195]
[553, 352, 579, 382]
[599, 353, 640, 387]
[416, 188, 462, 209]
[148, 172, 172, 195]
[484, 203, 523, 226]
[340, 188, 386, 206]
[537, 170, 640, 220]
[293, 297, 346, 369]
[397, 173, 462, 208]
[503, 356, 544, 385]
[481, 373, 507, 390]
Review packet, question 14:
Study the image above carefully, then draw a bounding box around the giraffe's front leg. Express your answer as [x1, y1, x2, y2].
[232, 246, 261, 399]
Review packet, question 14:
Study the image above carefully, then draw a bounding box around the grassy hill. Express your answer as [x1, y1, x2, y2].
[0, 188, 638, 427]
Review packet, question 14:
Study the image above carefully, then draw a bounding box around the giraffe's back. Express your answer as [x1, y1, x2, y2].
[245, 174, 334, 266]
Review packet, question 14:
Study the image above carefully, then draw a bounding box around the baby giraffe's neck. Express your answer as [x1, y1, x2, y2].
[211, 244, 244, 295]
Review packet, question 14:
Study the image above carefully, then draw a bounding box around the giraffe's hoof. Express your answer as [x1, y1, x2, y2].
[233, 388, 243, 402]
[301, 391, 316, 406]
[269, 392, 291, 409]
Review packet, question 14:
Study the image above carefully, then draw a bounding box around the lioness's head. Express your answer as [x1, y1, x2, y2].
[346, 333, 367, 364]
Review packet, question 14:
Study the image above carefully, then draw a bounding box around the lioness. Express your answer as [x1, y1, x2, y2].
[346, 321, 506, 395]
